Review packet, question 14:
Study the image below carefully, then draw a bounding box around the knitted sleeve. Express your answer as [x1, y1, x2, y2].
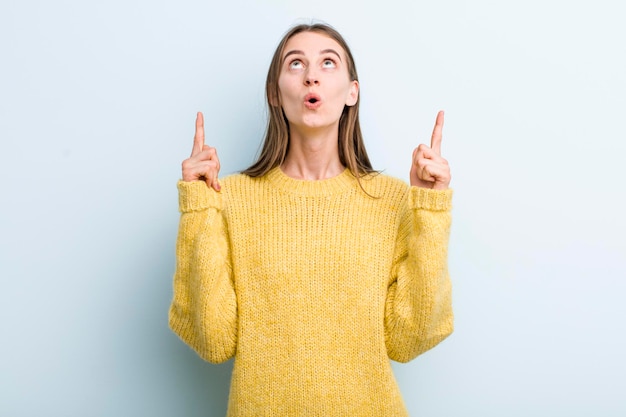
[168, 181, 237, 364]
[384, 187, 453, 363]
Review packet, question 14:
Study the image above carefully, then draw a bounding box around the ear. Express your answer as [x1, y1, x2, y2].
[268, 88, 281, 107]
[345, 80, 359, 107]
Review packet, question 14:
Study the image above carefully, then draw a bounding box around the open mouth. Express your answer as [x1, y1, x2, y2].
[304, 94, 321, 108]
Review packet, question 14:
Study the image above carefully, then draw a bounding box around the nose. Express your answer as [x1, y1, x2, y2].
[304, 70, 319, 86]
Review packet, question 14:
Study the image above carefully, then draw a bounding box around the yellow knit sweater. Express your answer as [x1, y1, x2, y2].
[169, 167, 453, 416]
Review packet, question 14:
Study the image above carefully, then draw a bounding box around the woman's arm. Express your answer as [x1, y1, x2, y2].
[169, 112, 236, 363]
[169, 180, 237, 363]
[384, 186, 453, 363]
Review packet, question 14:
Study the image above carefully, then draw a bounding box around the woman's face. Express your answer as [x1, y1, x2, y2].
[277, 31, 358, 133]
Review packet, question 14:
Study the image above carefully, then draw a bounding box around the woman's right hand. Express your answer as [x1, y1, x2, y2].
[181, 112, 221, 191]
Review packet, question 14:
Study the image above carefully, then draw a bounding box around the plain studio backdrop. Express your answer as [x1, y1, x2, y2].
[1, 0, 624, 416]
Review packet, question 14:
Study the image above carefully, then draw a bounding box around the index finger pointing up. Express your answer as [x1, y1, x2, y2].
[191, 111, 205, 157]
[430, 110, 444, 155]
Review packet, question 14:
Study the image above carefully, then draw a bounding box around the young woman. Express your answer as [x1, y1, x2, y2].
[169, 22, 453, 416]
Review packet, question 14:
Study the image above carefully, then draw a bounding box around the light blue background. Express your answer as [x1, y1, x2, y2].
[1, 0, 625, 416]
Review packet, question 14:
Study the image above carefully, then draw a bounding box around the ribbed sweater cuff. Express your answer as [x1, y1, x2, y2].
[408, 187, 453, 211]
[177, 180, 222, 212]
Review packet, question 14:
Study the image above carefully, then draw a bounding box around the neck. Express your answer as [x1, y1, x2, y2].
[281, 125, 344, 180]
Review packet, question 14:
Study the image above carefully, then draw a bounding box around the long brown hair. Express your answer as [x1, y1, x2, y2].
[242, 23, 376, 182]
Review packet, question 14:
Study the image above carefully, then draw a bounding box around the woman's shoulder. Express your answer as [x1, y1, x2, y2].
[220, 170, 410, 200]
[221, 172, 253, 186]
[360, 171, 410, 199]
[220, 172, 261, 194]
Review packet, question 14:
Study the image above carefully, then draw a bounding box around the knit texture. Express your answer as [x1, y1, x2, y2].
[169, 167, 453, 416]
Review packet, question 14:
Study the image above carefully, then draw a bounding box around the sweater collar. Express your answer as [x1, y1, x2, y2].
[265, 166, 356, 197]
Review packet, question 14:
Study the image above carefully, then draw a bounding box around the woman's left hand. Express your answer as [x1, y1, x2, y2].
[410, 110, 451, 190]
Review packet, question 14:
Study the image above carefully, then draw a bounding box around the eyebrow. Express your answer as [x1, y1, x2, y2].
[282, 48, 343, 63]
